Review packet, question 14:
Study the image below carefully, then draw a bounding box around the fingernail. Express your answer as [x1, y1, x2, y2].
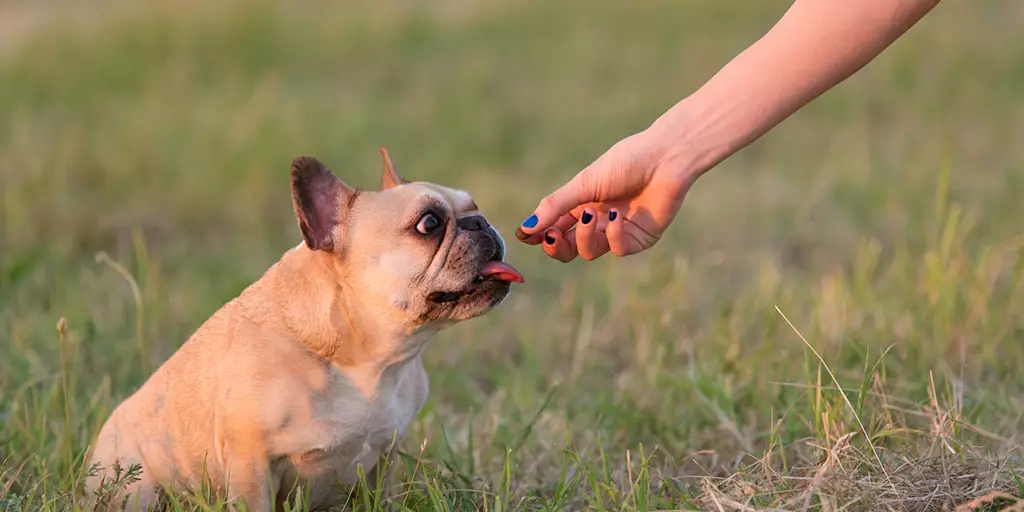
[608, 210, 618, 221]
[544, 233, 555, 245]
[581, 211, 593, 225]
[521, 215, 538, 228]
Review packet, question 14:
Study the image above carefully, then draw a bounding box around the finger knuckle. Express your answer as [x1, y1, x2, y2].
[539, 194, 559, 213]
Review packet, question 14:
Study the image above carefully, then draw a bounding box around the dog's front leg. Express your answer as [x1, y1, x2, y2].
[219, 442, 276, 512]
[224, 458, 275, 512]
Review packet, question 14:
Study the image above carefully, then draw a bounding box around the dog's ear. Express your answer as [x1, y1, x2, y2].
[290, 156, 355, 252]
[379, 146, 408, 190]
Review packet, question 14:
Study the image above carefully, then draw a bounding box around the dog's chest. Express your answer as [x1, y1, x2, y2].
[284, 358, 428, 483]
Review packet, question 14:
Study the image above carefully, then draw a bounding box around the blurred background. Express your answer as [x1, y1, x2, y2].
[2, 0, 1023, 509]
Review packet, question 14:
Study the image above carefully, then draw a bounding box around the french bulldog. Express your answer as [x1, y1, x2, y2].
[84, 148, 524, 511]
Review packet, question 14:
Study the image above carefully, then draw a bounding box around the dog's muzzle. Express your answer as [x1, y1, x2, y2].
[426, 215, 520, 304]
[456, 214, 505, 261]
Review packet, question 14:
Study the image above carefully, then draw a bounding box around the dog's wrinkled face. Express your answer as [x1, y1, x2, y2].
[290, 148, 523, 333]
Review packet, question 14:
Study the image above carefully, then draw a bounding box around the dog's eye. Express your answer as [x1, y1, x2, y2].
[415, 213, 442, 235]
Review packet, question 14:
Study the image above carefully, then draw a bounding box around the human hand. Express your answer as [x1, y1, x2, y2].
[515, 128, 697, 262]
[513, 0, 941, 264]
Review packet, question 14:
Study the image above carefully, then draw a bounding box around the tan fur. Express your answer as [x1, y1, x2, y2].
[84, 149, 517, 511]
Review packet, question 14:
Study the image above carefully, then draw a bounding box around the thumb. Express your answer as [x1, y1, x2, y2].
[519, 171, 597, 235]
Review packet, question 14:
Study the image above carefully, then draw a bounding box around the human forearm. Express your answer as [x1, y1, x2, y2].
[650, 0, 941, 178]
[517, 0, 941, 261]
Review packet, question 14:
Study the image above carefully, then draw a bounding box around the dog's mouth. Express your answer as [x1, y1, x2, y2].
[427, 258, 524, 304]
[474, 260, 525, 284]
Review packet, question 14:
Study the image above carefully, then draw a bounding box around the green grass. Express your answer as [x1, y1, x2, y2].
[2, 0, 1024, 509]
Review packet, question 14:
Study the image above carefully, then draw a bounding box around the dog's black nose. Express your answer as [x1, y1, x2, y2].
[456, 215, 489, 232]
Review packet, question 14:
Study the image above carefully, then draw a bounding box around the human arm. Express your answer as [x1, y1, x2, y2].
[516, 0, 941, 261]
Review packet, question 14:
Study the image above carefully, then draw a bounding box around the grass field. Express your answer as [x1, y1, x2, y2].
[3, 0, 1024, 510]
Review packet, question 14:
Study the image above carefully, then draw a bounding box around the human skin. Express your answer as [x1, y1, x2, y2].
[515, 0, 942, 262]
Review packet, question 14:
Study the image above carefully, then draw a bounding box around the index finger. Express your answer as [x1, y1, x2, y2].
[542, 227, 579, 263]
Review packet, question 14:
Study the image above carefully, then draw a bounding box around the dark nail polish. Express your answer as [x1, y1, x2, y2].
[544, 233, 555, 245]
[608, 210, 618, 221]
[522, 215, 538, 228]
[581, 211, 593, 224]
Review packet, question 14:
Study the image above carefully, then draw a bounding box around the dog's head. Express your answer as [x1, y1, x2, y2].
[289, 148, 523, 334]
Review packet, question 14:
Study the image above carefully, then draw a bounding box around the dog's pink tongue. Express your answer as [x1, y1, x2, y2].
[480, 261, 525, 283]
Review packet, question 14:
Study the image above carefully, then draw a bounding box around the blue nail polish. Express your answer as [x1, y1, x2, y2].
[522, 215, 538, 228]
[581, 211, 593, 224]
[608, 210, 618, 221]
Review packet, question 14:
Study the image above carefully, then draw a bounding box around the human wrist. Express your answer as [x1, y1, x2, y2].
[643, 96, 730, 184]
